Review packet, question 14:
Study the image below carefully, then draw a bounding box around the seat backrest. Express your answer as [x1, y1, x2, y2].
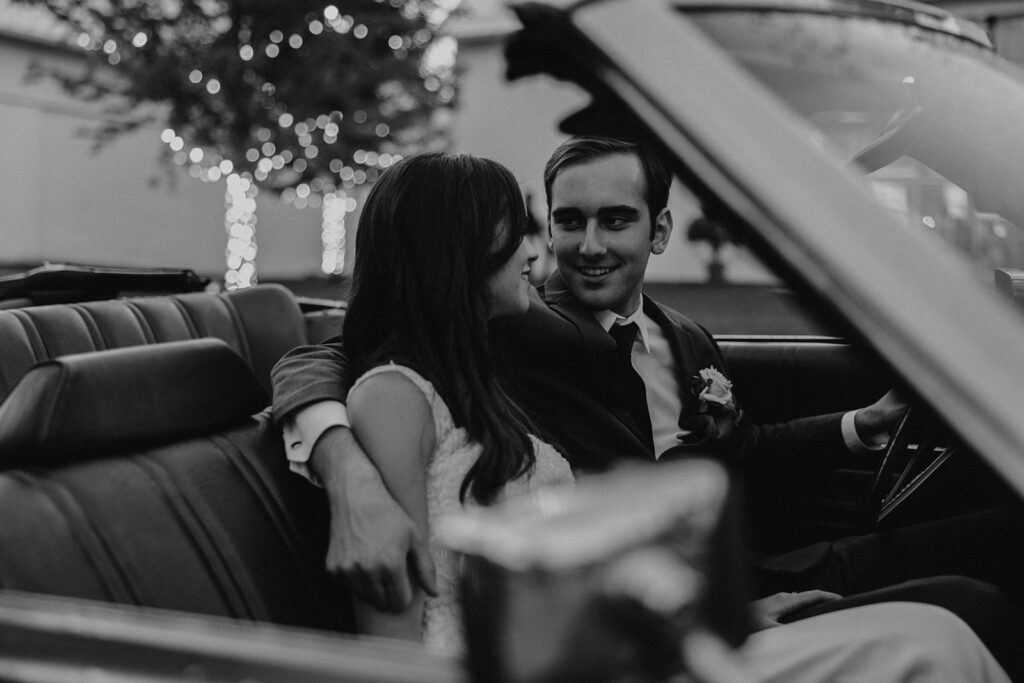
[0, 340, 351, 632]
[0, 283, 307, 404]
[719, 338, 890, 424]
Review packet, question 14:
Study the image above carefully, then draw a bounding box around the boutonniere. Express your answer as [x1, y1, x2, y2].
[690, 366, 734, 414]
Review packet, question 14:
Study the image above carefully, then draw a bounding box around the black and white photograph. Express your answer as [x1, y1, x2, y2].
[2, 0, 1024, 680]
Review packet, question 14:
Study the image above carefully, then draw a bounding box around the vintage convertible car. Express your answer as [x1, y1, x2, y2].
[2, 0, 1024, 680]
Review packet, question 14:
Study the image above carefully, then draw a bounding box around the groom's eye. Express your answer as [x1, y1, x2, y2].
[552, 210, 585, 230]
[598, 208, 640, 229]
[602, 215, 631, 229]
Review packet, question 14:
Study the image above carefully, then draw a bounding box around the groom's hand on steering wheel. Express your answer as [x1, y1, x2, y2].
[853, 389, 908, 446]
[312, 425, 439, 613]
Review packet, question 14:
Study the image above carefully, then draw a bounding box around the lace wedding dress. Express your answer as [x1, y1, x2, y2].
[349, 364, 575, 656]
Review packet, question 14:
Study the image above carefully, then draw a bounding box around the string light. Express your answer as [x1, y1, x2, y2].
[42, 0, 461, 287]
[224, 173, 258, 289]
[321, 191, 352, 275]
[143, 7, 455, 195]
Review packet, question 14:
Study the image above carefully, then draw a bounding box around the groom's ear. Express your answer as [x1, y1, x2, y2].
[651, 208, 673, 255]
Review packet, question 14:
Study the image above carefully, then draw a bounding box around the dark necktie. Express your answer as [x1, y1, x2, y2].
[609, 322, 654, 453]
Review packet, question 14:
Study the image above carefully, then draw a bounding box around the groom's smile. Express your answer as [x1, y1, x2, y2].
[548, 152, 672, 317]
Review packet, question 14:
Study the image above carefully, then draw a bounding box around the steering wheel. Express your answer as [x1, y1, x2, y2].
[862, 405, 959, 530]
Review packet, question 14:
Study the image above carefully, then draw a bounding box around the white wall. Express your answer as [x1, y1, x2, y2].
[0, 35, 325, 281]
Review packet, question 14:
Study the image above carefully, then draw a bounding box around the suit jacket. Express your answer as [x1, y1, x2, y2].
[271, 271, 847, 484]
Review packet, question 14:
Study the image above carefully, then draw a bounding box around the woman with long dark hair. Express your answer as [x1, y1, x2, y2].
[341, 152, 573, 652]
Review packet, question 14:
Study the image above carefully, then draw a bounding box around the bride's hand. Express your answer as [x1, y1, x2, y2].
[751, 590, 842, 630]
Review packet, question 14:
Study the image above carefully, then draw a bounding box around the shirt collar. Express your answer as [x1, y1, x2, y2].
[593, 306, 653, 354]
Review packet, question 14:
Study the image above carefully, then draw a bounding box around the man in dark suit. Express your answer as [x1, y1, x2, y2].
[272, 138, 1023, 674]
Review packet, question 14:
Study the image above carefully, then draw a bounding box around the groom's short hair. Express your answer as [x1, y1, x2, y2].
[542, 137, 672, 237]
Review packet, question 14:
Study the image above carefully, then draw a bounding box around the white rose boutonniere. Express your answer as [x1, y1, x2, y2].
[677, 367, 742, 448]
[692, 366, 734, 414]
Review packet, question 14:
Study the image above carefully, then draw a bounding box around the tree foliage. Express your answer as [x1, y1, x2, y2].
[22, 0, 459, 194]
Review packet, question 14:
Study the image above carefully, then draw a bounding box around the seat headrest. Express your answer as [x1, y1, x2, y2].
[0, 338, 268, 467]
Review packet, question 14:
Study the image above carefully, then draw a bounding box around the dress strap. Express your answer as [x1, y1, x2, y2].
[347, 363, 455, 440]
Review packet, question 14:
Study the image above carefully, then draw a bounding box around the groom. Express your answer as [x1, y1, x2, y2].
[271, 138, 1022, 668]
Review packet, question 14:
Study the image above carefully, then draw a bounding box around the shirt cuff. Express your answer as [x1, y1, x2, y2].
[841, 410, 888, 455]
[283, 400, 350, 485]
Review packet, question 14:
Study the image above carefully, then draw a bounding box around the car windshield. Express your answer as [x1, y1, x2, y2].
[682, 4, 1024, 289]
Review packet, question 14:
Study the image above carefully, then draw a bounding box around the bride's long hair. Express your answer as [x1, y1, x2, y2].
[343, 152, 538, 505]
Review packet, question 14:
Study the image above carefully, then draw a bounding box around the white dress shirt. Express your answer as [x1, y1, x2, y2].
[283, 399, 349, 485]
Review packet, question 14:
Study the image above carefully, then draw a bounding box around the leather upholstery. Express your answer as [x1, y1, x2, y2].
[0, 412, 350, 631]
[0, 335, 351, 632]
[719, 338, 891, 425]
[0, 339, 267, 466]
[0, 284, 306, 404]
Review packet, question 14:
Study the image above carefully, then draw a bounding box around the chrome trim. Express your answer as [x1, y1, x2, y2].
[671, 0, 993, 47]
[0, 591, 461, 682]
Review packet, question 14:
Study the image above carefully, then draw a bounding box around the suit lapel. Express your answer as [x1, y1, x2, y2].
[540, 271, 617, 357]
[540, 271, 655, 456]
[643, 297, 702, 427]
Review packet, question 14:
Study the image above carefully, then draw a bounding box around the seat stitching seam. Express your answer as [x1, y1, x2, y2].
[210, 428, 344, 629]
[135, 447, 258, 620]
[70, 304, 107, 350]
[169, 296, 201, 338]
[124, 300, 157, 344]
[11, 310, 48, 360]
[221, 293, 255, 368]
[28, 472, 140, 604]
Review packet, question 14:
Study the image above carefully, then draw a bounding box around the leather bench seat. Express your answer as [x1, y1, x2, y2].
[719, 337, 891, 425]
[0, 284, 307, 404]
[0, 340, 352, 632]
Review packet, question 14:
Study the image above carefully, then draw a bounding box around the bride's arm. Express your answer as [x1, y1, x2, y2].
[347, 372, 437, 641]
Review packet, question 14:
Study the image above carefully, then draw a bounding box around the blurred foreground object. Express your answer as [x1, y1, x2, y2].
[440, 459, 751, 683]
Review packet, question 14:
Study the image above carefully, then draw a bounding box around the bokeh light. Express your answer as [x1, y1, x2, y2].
[224, 173, 258, 289]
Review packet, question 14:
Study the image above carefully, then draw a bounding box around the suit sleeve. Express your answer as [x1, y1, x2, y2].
[270, 336, 352, 423]
[696, 324, 849, 487]
[744, 413, 848, 483]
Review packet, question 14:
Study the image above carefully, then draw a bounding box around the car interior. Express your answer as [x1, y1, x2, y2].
[2, 1, 1024, 678]
[0, 274, 1003, 627]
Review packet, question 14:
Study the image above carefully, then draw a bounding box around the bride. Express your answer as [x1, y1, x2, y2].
[340, 152, 573, 652]
[335, 151, 1009, 682]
